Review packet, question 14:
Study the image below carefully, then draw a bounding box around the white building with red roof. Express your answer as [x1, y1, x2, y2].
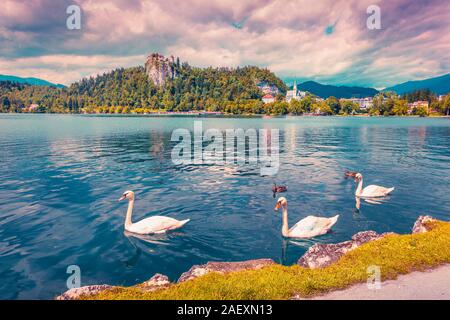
[262, 94, 275, 104]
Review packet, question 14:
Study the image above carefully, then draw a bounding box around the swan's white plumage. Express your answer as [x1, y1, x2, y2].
[276, 197, 339, 239]
[360, 185, 395, 198]
[354, 173, 395, 198]
[126, 216, 190, 234]
[288, 215, 339, 239]
[119, 191, 189, 235]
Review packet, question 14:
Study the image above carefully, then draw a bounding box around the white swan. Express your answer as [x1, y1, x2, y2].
[118, 191, 190, 235]
[354, 173, 394, 198]
[275, 197, 339, 239]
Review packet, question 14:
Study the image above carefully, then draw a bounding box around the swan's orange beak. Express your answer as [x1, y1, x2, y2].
[275, 202, 281, 211]
[118, 195, 126, 201]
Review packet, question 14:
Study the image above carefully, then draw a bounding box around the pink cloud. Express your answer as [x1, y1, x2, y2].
[0, 0, 449, 87]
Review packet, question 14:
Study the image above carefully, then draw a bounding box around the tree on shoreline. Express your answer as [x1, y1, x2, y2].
[392, 99, 408, 115]
[1, 74, 449, 116]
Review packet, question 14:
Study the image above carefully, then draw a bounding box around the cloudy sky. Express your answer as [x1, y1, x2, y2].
[0, 0, 449, 88]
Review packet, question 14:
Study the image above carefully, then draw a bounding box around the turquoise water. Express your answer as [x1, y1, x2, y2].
[0, 114, 449, 299]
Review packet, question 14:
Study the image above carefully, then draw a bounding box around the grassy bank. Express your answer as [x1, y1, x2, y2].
[86, 220, 450, 300]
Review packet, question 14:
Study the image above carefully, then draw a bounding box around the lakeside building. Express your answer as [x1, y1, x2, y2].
[257, 82, 279, 96]
[23, 103, 39, 112]
[407, 101, 429, 114]
[286, 80, 307, 102]
[438, 95, 445, 102]
[341, 97, 373, 110]
[304, 108, 326, 116]
[262, 94, 275, 104]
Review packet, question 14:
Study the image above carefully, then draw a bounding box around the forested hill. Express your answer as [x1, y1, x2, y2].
[0, 61, 287, 114]
[0, 74, 65, 88]
[296, 81, 379, 99]
[385, 73, 450, 95]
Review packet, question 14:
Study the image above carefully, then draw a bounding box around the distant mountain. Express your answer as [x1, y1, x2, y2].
[0, 74, 65, 88]
[384, 73, 450, 95]
[296, 81, 379, 99]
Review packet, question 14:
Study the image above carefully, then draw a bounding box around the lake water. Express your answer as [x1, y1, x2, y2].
[0, 114, 449, 299]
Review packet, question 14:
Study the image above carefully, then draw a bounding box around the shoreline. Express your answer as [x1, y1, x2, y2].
[57, 216, 450, 300]
[1, 112, 449, 119]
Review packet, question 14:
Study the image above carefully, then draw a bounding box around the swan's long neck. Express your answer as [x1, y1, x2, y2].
[281, 206, 289, 237]
[125, 200, 134, 228]
[355, 178, 363, 196]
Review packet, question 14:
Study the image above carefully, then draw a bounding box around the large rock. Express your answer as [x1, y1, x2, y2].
[412, 215, 436, 234]
[178, 259, 275, 282]
[298, 231, 389, 269]
[298, 216, 439, 269]
[139, 273, 171, 292]
[145, 53, 175, 87]
[56, 284, 112, 300]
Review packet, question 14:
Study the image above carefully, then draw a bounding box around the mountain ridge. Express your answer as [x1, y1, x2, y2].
[294, 80, 379, 99]
[3, 70, 450, 98]
[384, 73, 450, 95]
[0, 74, 65, 88]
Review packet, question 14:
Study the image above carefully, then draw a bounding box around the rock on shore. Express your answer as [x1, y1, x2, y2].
[297, 215, 437, 269]
[56, 285, 113, 300]
[297, 231, 394, 269]
[178, 259, 275, 282]
[412, 215, 436, 234]
[56, 216, 439, 299]
[138, 273, 171, 292]
[55, 259, 275, 299]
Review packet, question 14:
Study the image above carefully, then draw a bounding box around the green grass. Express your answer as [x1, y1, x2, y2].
[86, 220, 450, 300]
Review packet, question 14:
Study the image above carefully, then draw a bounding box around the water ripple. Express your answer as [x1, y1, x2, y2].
[0, 115, 449, 299]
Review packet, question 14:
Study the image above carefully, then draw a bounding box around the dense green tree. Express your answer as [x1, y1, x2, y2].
[435, 94, 450, 115]
[300, 96, 313, 113]
[414, 106, 428, 117]
[340, 100, 359, 115]
[288, 99, 304, 115]
[392, 99, 408, 115]
[326, 96, 340, 114]
[402, 89, 436, 103]
[315, 101, 333, 115]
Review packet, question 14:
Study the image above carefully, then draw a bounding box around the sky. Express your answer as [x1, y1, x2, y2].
[0, 0, 449, 88]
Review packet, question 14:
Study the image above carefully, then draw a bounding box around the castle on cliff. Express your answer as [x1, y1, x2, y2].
[145, 53, 177, 87]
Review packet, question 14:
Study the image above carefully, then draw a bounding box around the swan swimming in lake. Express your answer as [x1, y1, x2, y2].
[275, 197, 339, 239]
[118, 191, 190, 235]
[354, 173, 395, 198]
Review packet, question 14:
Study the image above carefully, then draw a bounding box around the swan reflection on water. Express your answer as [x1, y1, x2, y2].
[280, 237, 329, 265]
[122, 231, 185, 268]
[355, 195, 392, 211]
[124, 230, 172, 246]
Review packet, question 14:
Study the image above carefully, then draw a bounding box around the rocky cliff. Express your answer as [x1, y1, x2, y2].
[145, 53, 175, 87]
